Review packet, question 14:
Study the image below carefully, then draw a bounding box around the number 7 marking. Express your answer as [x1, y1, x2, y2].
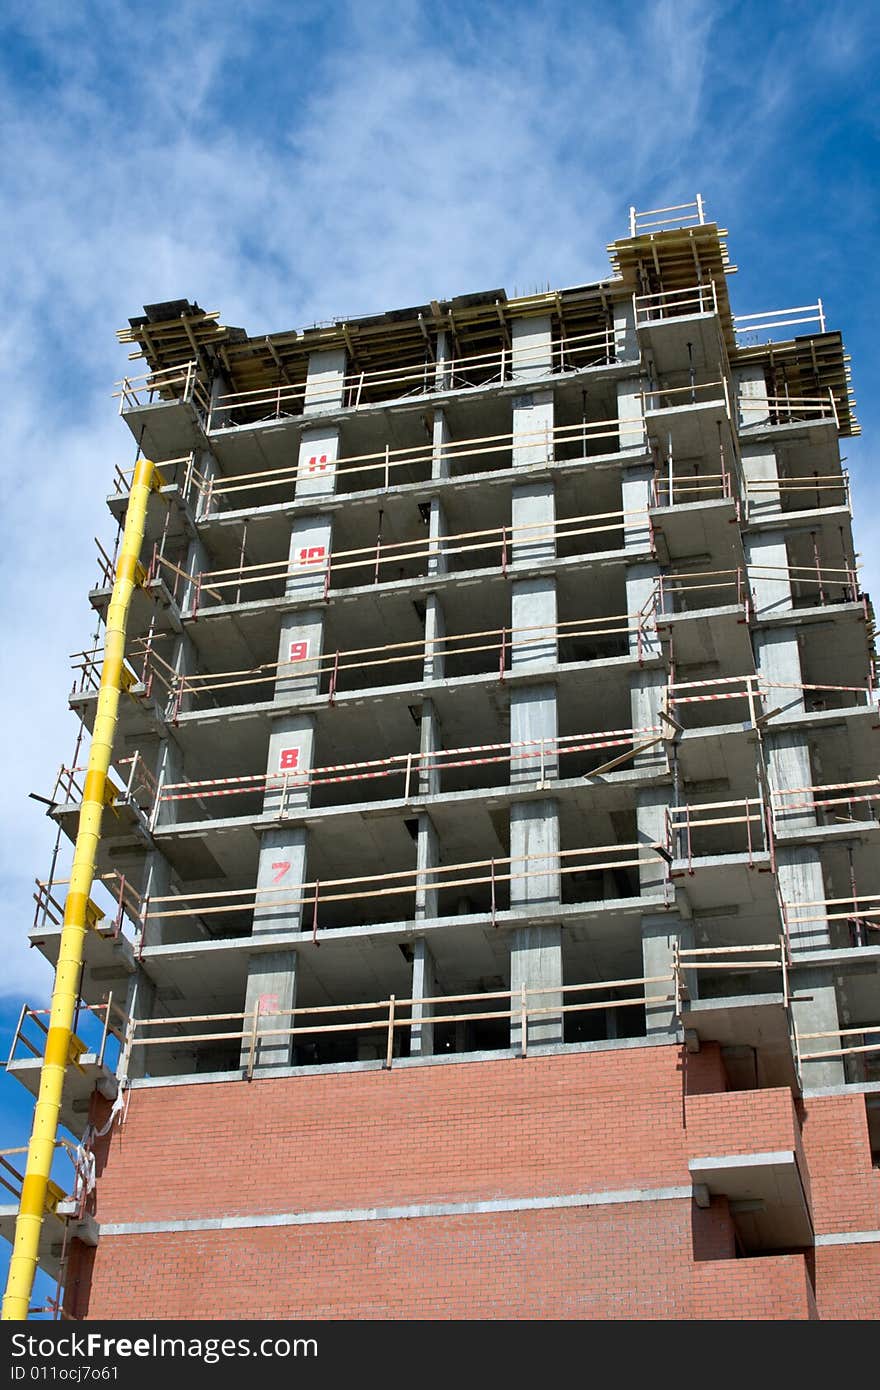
[271, 861, 290, 883]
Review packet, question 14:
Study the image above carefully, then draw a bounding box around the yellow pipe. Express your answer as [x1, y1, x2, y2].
[2, 458, 157, 1321]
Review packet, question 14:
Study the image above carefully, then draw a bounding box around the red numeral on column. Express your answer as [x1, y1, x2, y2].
[288, 639, 310, 663]
[297, 545, 326, 566]
[271, 861, 290, 883]
[279, 747, 300, 771]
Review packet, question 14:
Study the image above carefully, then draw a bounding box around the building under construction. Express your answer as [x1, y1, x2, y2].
[3, 197, 879, 1320]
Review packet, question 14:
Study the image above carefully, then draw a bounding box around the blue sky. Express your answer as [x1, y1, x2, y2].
[0, 0, 878, 1302]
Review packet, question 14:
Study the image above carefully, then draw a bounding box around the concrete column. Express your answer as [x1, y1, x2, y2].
[138, 846, 174, 948]
[746, 532, 792, 618]
[120, 969, 157, 1083]
[622, 459, 654, 551]
[242, 347, 344, 1072]
[435, 332, 452, 394]
[741, 443, 782, 520]
[415, 812, 439, 923]
[424, 595, 446, 682]
[264, 714, 315, 817]
[162, 629, 199, 720]
[179, 533, 210, 617]
[512, 391, 554, 468]
[753, 618, 844, 1083]
[642, 911, 693, 1034]
[193, 448, 219, 520]
[736, 364, 770, 428]
[511, 581, 557, 668]
[303, 348, 347, 414]
[419, 699, 442, 796]
[765, 734, 814, 831]
[409, 817, 440, 1059]
[510, 685, 558, 784]
[428, 497, 448, 578]
[286, 513, 334, 600]
[512, 483, 555, 567]
[508, 372, 562, 1046]
[410, 938, 437, 1057]
[613, 296, 638, 363]
[617, 378, 645, 452]
[152, 736, 184, 829]
[294, 423, 340, 502]
[625, 560, 662, 660]
[630, 667, 667, 770]
[778, 847, 843, 1086]
[635, 785, 670, 897]
[432, 408, 451, 478]
[203, 370, 231, 432]
[754, 629, 805, 716]
[240, 830, 307, 1071]
[511, 316, 553, 381]
[275, 608, 325, 701]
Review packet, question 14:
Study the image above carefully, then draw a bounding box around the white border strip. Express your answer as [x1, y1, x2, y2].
[100, 1184, 693, 1237]
[815, 1230, 880, 1248]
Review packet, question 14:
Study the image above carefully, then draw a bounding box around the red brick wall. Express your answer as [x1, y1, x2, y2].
[67, 1201, 815, 1321]
[62, 1044, 878, 1320]
[87, 1043, 771, 1227]
[814, 1244, 880, 1320]
[799, 1093, 880, 1233]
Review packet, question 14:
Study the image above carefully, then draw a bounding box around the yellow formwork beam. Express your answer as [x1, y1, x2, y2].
[1, 456, 157, 1321]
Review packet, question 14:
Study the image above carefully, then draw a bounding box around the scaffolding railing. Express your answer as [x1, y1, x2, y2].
[0, 1143, 78, 1208]
[50, 751, 157, 816]
[745, 469, 851, 513]
[634, 281, 718, 325]
[737, 388, 839, 431]
[126, 968, 677, 1075]
[111, 452, 200, 507]
[651, 464, 733, 509]
[91, 533, 121, 591]
[154, 722, 667, 819]
[33, 869, 142, 939]
[179, 506, 652, 612]
[166, 608, 656, 712]
[195, 415, 644, 510]
[665, 796, 769, 873]
[782, 894, 880, 950]
[208, 327, 625, 429]
[6, 995, 127, 1075]
[771, 777, 880, 830]
[657, 561, 859, 619]
[642, 378, 731, 415]
[139, 839, 669, 944]
[69, 643, 144, 698]
[651, 462, 850, 516]
[673, 939, 790, 1009]
[756, 560, 860, 607]
[733, 301, 826, 343]
[796, 1024, 880, 1071]
[627, 196, 706, 238]
[71, 625, 173, 703]
[665, 672, 876, 727]
[656, 566, 751, 616]
[114, 361, 210, 418]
